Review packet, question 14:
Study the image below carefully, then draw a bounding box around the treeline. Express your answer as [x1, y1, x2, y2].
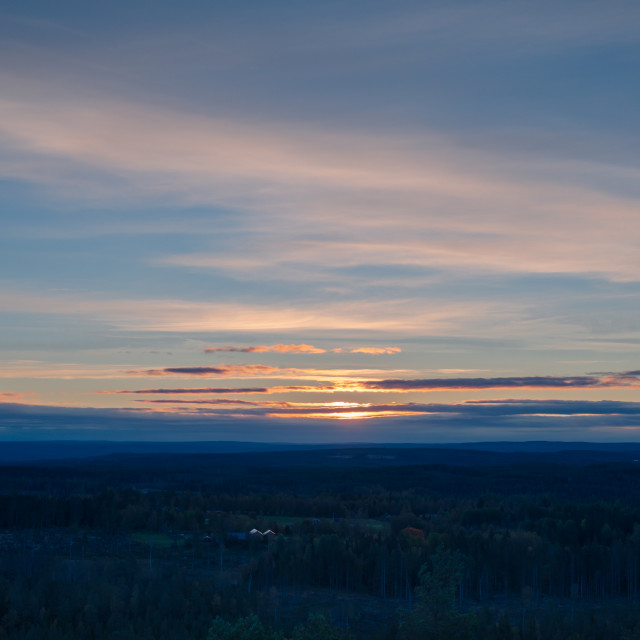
[0, 553, 248, 640]
[2, 484, 640, 602]
[247, 506, 640, 603]
[2, 458, 640, 638]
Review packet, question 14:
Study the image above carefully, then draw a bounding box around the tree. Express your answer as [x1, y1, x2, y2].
[292, 613, 351, 640]
[399, 546, 475, 640]
[207, 613, 350, 640]
[207, 614, 284, 640]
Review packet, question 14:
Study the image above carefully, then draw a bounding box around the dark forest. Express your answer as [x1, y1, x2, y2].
[2, 445, 640, 639]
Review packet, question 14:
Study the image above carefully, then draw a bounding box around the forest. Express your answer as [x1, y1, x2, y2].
[1, 446, 640, 639]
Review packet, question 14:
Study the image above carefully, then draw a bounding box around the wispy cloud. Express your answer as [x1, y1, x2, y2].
[101, 387, 271, 395]
[82, 371, 640, 398]
[138, 398, 283, 407]
[1, 76, 639, 286]
[0, 287, 490, 334]
[124, 365, 412, 381]
[204, 344, 402, 355]
[101, 384, 340, 395]
[128, 365, 286, 377]
[120, 398, 640, 424]
[205, 344, 327, 354]
[335, 347, 402, 355]
[0, 361, 137, 380]
[0, 392, 36, 402]
[320, 1, 640, 55]
[0, 392, 23, 400]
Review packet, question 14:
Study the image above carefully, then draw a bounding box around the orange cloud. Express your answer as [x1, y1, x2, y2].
[334, 347, 402, 355]
[261, 401, 428, 420]
[0, 392, 37, 403]
[266, 410, 424, 420]
[204, 344, 401, 355]
[137, 398, 291, 407]
[126, 398, 427, 419]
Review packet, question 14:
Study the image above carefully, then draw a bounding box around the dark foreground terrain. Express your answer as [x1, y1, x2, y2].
[2, 442, 640, 639]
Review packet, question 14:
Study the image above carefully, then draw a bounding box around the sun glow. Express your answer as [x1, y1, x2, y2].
[267, 409, 424, 420]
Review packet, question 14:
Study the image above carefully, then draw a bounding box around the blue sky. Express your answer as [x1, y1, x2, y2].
[1, 0, 640, 441]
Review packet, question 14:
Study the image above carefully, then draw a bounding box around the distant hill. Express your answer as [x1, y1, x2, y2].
[0, 440, 313, 463]
[2, 440, 640, 466]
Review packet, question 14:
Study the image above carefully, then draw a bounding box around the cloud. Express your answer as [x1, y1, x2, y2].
[97, 371, 640, 398]
[122, 398, 640, 421]
[138, 399, 278, 407]
[0, 286, 490, 335]
[123, 364, 416, 381]
[1, 89, 501, 208]
[361, 373, 640, 392]
[334, 347, 402, 355]
[103, 385, 341, 395]
[204, 344, 401, 355]
[3, 398, 640, 443]
[2, 73, 640, 288]
[592, 369, 640, 377]
[459, 399, 640, 416]
[327, 1, 640, 55]
[255, 400, 640, 419]
[0, 361, 138, 380]
[101, 387, 271, 395]
[128, 365, 285, 377]
[205, 344, 327, 354]
[0, 392, 36, 402]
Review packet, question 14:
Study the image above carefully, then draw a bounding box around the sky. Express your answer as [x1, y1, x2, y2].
[1, 0, 640, 443]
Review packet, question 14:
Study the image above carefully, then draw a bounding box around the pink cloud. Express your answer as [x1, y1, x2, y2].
[205, 344, 401, 355]
[205, 343, 327, 354]
[137, 399, 291, 407]
[0, 392, 37, 403]
[333, 347, 402, 355]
